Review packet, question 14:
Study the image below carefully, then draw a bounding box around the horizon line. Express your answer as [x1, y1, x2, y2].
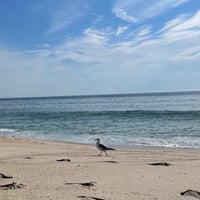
[0, 90, 200, 100]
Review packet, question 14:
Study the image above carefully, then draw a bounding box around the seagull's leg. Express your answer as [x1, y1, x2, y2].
[99, 151, 102, 156]
[105, 151, 108, 156]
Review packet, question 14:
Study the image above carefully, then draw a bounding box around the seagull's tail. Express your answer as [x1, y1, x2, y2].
[107, 147, 116, 151]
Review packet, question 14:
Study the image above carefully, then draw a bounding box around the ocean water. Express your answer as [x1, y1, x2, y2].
[0, 92, 200, 149]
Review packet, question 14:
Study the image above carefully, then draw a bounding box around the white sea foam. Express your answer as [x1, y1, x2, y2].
[0, 128, 16, 133]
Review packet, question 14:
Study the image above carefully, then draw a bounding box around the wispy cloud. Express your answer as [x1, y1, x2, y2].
[137, 26, 152, 37]
[112, 8, 138, 23]
[53, 9, 200, 79]
[116, 26, 129, 36]
[37, 43, 51, 48]
[171, 0, 190, 7]
[2, 9, 200, 76]
[83, 28, 110, 45]
[30, 0, 87, 35]
[113, 0, 191, 23]
[159, 14, 190, 32]
[1, 6, 200, 97]
[160, 10, 200, 43]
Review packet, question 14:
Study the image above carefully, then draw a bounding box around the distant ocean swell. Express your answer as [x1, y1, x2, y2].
[3, 109, 200, 118]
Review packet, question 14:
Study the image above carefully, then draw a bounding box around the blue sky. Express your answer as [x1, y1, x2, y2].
[0, 0, 200, 98]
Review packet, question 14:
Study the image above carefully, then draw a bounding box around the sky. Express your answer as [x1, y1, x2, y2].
[0, 0, 200, 98]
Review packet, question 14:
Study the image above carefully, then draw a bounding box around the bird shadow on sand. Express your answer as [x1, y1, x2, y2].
[86, 154, 115, 157]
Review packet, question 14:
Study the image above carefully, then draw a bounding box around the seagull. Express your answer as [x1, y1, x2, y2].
[95, 138, 116, 156]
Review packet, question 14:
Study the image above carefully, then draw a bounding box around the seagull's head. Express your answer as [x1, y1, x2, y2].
[95, 138, 100, 142]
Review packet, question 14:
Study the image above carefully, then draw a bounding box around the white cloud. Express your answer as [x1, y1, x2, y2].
[171, 0, 190, 7]
[83, 28, 110, 45]
[160, 10, 200, 43]
[116, 26, 129, 36]
[1, 8, 200, 97]
[137, 26, 152, 37]
[52, 10, 200, 83]
[113, 0, 191, 22]
[37, 43, 51, 48]
[159, 14, 190, 32]
[44, 1, 86, 34]
[112, 8, 137, 23]
[170, 10, 200, 31]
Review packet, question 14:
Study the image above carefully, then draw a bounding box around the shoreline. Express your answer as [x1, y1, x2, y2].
[1, 136, 200, 200]
[1, 135, 200, 152]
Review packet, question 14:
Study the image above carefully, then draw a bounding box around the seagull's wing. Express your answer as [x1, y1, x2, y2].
[99, 143, 116, 151]
[98, 143, 109, 151]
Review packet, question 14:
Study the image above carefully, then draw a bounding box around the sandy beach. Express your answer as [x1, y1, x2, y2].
[0, 136, 200, 200]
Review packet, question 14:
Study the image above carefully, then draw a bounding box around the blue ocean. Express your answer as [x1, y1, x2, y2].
[0, 91, 200, 149]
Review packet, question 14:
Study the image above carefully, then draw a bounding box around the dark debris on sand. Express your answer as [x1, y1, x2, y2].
[56, 159, 71, 162]
[0, 173, 13, 179]
[100, 161, 118, 163]
[65, 182, 96, 187]
[77, 195, 105, 200]
[148, 162, 172, 166]
[24, 157, 32, 159]
[0, 182, 25, 190]
[181, 189, 200, 199]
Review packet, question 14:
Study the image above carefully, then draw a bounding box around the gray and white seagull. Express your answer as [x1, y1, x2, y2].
[95, 138, 116, 156]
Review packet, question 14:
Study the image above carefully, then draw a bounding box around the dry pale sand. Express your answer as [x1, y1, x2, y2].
[0, 136, 200, 200]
